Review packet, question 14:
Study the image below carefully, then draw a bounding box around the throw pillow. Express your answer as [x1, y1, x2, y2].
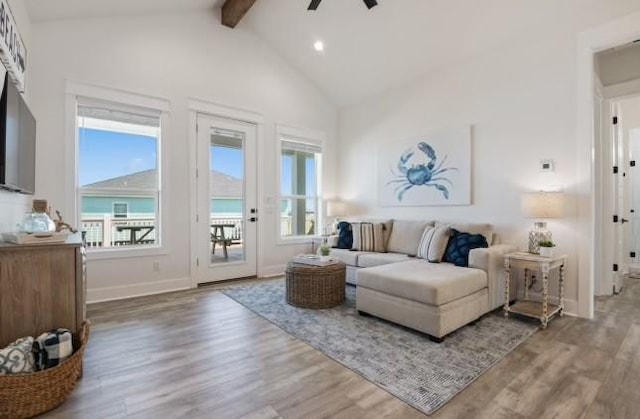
[387, 220, 432, 255]
[444, 229, 489, 267]
[416, 225, 451, 262]
[33, 328, 74, 371]
[0, 337, 36, 375]
[351, 222, 386, 252]
[335, 221, 353, 249]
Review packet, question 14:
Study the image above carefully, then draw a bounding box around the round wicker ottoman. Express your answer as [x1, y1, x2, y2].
[285, 262, 346, 309]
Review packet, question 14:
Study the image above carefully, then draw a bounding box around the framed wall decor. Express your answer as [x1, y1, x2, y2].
[378, 126, 471, 206]
[0, 0, 26, 92]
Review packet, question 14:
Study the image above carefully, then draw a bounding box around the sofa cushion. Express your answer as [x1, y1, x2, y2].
[357, 259, 487, 306]
[329, 248, 371, 266]
[387, 220, 433, 256]
[416, 225, 451, 263]
[437, 222, 494, 246]
[357, 252, 411, 268]
[335, 221, 353, 249]
[351, 222, 386, 252]
[444, 229, 489, 267]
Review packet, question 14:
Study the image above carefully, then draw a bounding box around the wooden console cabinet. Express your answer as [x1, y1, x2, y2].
[0, 234, 86, 347]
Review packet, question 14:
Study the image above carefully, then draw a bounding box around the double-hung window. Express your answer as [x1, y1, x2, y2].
[280, 137, 322, 239]
[77, 100, 161, 249]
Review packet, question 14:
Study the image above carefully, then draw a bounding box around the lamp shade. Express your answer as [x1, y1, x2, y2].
[522, 192, 564, 219]
[327, 200, 347, 217]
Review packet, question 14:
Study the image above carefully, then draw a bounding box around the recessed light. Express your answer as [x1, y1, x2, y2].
[313, 41, 324, 52]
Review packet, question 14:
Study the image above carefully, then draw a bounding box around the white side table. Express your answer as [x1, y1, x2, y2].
[503, 252, 567, 329]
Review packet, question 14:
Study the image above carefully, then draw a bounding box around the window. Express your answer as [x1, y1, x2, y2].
[77, 100, 161, 249]
[112, 202, 129, 218]
[280, 138, 322, 239]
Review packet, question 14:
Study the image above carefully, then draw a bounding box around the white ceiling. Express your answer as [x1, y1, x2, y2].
[23, 0, 640, 106]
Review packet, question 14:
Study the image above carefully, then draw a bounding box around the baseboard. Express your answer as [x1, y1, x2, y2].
[87, 277, 192, 303]
[259, 264, 285, 277]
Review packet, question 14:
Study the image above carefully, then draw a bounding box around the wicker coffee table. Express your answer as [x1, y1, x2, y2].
[285, 262, 346, 309]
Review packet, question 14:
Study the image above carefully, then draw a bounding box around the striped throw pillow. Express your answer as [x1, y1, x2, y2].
[417, 225, 451, 262]
[351, 222, 386, 252]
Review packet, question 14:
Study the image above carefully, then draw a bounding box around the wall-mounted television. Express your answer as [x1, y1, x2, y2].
[0, 71, 36, 194]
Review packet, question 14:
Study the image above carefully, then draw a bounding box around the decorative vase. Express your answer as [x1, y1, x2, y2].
[21, 212, 56, 234]
[528, 221, 552, 254]
[539, 247, 554, 258]
[320, 243, 331, 256]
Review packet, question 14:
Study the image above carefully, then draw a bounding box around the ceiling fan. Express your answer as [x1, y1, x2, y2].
[308, 0, 378, 10]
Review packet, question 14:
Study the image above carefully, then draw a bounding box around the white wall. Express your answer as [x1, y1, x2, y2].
[0, 0, 33, 236]
[29, 11, 338, 301]
[338, 26, 619, 316]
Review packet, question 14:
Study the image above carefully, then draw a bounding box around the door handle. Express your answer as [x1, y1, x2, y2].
[621, 218, 629, 224]
[249, 217, 258, 222]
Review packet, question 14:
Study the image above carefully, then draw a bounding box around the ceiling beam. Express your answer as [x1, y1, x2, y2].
[221, 0, 258, 29]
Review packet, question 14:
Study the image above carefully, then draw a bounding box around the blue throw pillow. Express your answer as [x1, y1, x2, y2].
[336, 221, 353, 249]
[444, 229, 488, 267]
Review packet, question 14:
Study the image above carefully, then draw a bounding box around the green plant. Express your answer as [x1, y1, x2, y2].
[538, 240, 555, 248]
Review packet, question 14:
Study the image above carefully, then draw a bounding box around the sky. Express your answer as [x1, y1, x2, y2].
[79, 127, 317, 197]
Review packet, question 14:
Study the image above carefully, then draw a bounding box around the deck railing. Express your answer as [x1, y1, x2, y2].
[81, 214, 317, 247]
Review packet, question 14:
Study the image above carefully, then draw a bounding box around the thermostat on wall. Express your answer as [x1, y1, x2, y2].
[540, 159, 554, 173]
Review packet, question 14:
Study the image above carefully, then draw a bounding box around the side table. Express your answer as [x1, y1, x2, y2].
[503, 252, 567, 329]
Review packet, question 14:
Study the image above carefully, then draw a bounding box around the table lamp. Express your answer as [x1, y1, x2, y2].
[522, 191, 564, 254]
[326, 200, 347, 234]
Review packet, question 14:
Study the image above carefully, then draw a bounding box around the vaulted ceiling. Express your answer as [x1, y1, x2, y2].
[24, 0, 640, 106]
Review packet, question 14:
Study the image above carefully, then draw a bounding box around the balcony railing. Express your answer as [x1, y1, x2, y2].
[81, 215, 317, 248]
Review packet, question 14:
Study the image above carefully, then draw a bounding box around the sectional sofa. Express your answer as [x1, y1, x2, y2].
[328, 219, 516, 342]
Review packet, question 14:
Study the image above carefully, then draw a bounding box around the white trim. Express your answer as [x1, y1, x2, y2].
[276, 124, 326, 244]
[258, 264, 286, 277]
[188, 100, 265, 287]
[603, 78, 640, 100]
[65, 81, 172, 259]
[66, 80, 170, 112]
[187, 98, 266, 125]
[86, 277, 191, 303]
[576, 11, 640, 319]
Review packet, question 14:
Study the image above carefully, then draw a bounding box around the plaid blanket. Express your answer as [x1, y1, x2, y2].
[33, 328, 73, 371]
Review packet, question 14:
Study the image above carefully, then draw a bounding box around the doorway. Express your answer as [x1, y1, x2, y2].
[194, 114, 258, 283]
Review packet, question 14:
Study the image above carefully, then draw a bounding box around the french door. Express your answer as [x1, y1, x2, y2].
[195, 114, 257, 283]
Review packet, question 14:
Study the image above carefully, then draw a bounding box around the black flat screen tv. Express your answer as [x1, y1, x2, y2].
[0, 72, 36, 194]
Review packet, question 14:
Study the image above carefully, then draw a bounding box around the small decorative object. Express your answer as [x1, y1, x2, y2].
[54, 210, 78, 234]
[378, 126, 471, 206]
[538, 241, 555, 257]
[21, 200, 56, 234]
[522, 191, 564, 254]
[319, 242, 331, 256]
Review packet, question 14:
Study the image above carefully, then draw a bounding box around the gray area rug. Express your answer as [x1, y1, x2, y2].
[222, 280, 537, 415]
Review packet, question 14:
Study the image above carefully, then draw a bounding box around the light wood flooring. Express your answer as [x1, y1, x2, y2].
[42, 277, 640, 419]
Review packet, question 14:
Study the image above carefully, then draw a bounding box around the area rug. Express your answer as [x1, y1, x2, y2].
[222, 280, 537, 415]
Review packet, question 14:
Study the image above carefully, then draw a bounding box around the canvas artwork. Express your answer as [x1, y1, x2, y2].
[378, 126, 471, 206]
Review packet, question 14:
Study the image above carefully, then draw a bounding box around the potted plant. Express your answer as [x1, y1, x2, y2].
[319, 242, 331, 256]
[538, 240, 555, 257]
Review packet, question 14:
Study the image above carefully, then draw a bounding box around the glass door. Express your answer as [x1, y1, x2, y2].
[195, 114, 257, 283]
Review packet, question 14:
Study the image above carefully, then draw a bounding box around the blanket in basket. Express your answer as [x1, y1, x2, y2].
[33, 329, 73, 370]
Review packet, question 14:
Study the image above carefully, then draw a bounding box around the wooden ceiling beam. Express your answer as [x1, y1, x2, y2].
[221, 0, 258, 29]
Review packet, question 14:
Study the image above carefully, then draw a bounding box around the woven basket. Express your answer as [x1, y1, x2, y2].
[0, 321, 90, 419]
[286, 262, 346, 309]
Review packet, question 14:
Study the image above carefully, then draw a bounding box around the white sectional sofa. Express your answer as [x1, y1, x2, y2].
[328, 219, 516, 342]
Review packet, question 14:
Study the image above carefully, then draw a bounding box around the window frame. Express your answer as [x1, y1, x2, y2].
[112, 202, 129, 218]
[276, 125, 325, 244]
[67, 81, 170, 260]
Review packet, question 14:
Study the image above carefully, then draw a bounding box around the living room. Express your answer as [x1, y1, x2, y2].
[1, 0, 640, 417]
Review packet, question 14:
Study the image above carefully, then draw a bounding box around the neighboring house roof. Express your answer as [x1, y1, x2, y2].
[83, 169, 242, 198]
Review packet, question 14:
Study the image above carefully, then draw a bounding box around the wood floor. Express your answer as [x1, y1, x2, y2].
[42, 277, 640, 419]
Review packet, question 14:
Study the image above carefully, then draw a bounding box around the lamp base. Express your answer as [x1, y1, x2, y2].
[529, 222, 551, 254]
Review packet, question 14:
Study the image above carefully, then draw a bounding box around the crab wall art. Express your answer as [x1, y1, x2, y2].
[378, 126, 472, 206]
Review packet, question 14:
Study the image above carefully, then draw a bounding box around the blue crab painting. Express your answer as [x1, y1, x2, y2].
[387, 142, 458, 202]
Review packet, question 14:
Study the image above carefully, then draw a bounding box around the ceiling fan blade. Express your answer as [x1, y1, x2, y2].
[308, 0, 322, 10]
[363, 0, 378, 9]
